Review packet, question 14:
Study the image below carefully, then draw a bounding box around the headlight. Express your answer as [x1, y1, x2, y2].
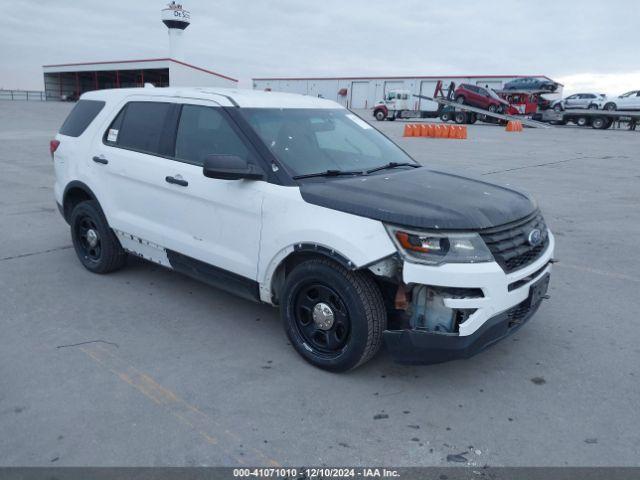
[385, 225, 494, 265]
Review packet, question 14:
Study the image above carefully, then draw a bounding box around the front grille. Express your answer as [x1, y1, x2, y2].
[480, 211, 549, 273]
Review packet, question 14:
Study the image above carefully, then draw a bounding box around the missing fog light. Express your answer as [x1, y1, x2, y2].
[408, 286, 476, 333]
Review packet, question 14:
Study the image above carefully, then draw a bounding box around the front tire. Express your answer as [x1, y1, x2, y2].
[604, 102, 617, 111]
[70, 200, 126, 274]
[374, 109, 386, 121]
[281, 258, 386, 372]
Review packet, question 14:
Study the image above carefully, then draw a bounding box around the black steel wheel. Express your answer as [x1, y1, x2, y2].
[76, 215, 102, 263]
[70, 200, 126, 274]
[281, 258, 386, 372]
[293, 283, 350, 355]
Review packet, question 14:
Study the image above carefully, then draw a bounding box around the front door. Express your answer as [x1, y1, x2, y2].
[156, 101, 264, 281]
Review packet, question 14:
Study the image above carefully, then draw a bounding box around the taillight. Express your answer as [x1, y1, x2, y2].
[50, 139, 60, 159]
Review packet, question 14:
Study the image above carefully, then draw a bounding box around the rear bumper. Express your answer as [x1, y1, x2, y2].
[384, 274, 549, 364]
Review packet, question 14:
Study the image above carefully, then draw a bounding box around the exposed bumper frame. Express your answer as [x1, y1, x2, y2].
[384, 231, 555, 364]
[384, 273, 549, 364]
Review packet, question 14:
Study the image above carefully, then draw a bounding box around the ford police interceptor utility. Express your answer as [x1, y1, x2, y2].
[52, 87, 554, 371]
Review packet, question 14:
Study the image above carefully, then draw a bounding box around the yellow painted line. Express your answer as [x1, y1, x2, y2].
[80, 343, 280, 466]
[556, 262, 640, 283]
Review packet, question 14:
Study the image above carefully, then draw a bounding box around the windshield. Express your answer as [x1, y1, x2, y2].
[239, 108, 415, 177]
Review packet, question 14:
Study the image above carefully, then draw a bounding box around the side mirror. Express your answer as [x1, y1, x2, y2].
[202, 154, 264, 181]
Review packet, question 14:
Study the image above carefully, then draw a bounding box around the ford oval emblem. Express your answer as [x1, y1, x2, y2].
[528, 229, 542, 246]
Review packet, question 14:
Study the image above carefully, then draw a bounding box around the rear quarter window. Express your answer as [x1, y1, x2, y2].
[59, 100, 105, 137]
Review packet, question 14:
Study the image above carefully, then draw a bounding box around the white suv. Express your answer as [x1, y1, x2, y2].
[52, 87, 555, 371]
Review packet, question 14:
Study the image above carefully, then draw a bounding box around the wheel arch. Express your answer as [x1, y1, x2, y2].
[260, 243, 362, 306]
[62, 181, 101, 223]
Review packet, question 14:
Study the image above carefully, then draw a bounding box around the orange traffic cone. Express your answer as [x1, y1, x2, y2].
[428, 124, 436, 137]
[420, 124, 428, 137]
[461, 126, 468, 139]
[403, 124, 412, 137]
[506, 121, 515, 132]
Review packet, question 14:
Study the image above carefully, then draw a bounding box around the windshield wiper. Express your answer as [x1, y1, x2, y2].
[366, 162, 420, 174]
[292, 169, 365, 180]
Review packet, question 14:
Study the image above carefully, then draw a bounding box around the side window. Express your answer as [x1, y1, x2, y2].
[174, 105, 250, 166]
[60, 100, 105, 137]
[105, 102, 174, 155]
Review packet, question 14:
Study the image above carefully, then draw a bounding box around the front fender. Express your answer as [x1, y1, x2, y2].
[256, 183, 396, 303]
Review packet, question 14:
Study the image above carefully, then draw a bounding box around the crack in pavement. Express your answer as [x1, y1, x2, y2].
[481, 156, 594, 175]
[0, 245, 72, 262]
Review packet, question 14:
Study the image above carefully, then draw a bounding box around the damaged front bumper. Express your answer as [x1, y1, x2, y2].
[383, 232, 555, 365]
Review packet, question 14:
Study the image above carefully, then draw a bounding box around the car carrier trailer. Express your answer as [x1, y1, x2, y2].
[372, 81, 550, 128]
[413, 94, 551, 128]
[535, 109, 640, 130]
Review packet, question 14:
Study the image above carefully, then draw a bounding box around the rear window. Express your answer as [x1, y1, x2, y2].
[59, 100, 105, 137]
[107, 102, 174, 155]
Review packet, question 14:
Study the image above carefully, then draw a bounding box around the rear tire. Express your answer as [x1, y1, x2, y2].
[488, 104, 497, 113]
[588, 104, 599, 110]
[454, 112, 467, 124]
[70, 200, 126, 274]
[553, 104, 563, 112]
[281, 258, 386, 372]
[440, 111, 451, 122]
[576, 116, 589, 127]
[455, 95, 465, 104]
[591, 117, 610, 129]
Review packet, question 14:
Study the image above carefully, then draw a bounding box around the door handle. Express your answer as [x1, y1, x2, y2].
[165, 175, 188, 187]
[92, 156, 108, 165]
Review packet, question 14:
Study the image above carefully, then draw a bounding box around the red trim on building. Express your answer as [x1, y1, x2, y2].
[168, 59, 238, 82]
[42, 57, 238, 82]
[253, 74, 557, 82]
[43, 58, 171, 68]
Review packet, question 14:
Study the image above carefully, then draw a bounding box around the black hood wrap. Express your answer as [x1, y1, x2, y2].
[299, 167, 537, 230]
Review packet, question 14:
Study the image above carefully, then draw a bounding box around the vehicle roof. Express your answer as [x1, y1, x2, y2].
[80, 87, 343, 109]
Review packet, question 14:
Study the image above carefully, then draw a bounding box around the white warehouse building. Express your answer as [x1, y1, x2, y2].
[252, 75, 562, 110]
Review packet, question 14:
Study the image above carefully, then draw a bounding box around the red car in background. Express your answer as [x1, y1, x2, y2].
[454, 84, 510, 113]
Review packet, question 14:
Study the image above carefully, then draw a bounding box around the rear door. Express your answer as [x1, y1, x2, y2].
[90, 97, 178, 248]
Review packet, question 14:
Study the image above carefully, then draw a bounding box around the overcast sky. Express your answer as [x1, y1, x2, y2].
[1, 0, 638, 95]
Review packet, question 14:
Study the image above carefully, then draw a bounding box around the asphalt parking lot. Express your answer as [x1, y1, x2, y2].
[1, 101, 639, 467]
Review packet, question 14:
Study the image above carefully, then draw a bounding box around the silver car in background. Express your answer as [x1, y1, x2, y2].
[552, 93, 606, 111]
